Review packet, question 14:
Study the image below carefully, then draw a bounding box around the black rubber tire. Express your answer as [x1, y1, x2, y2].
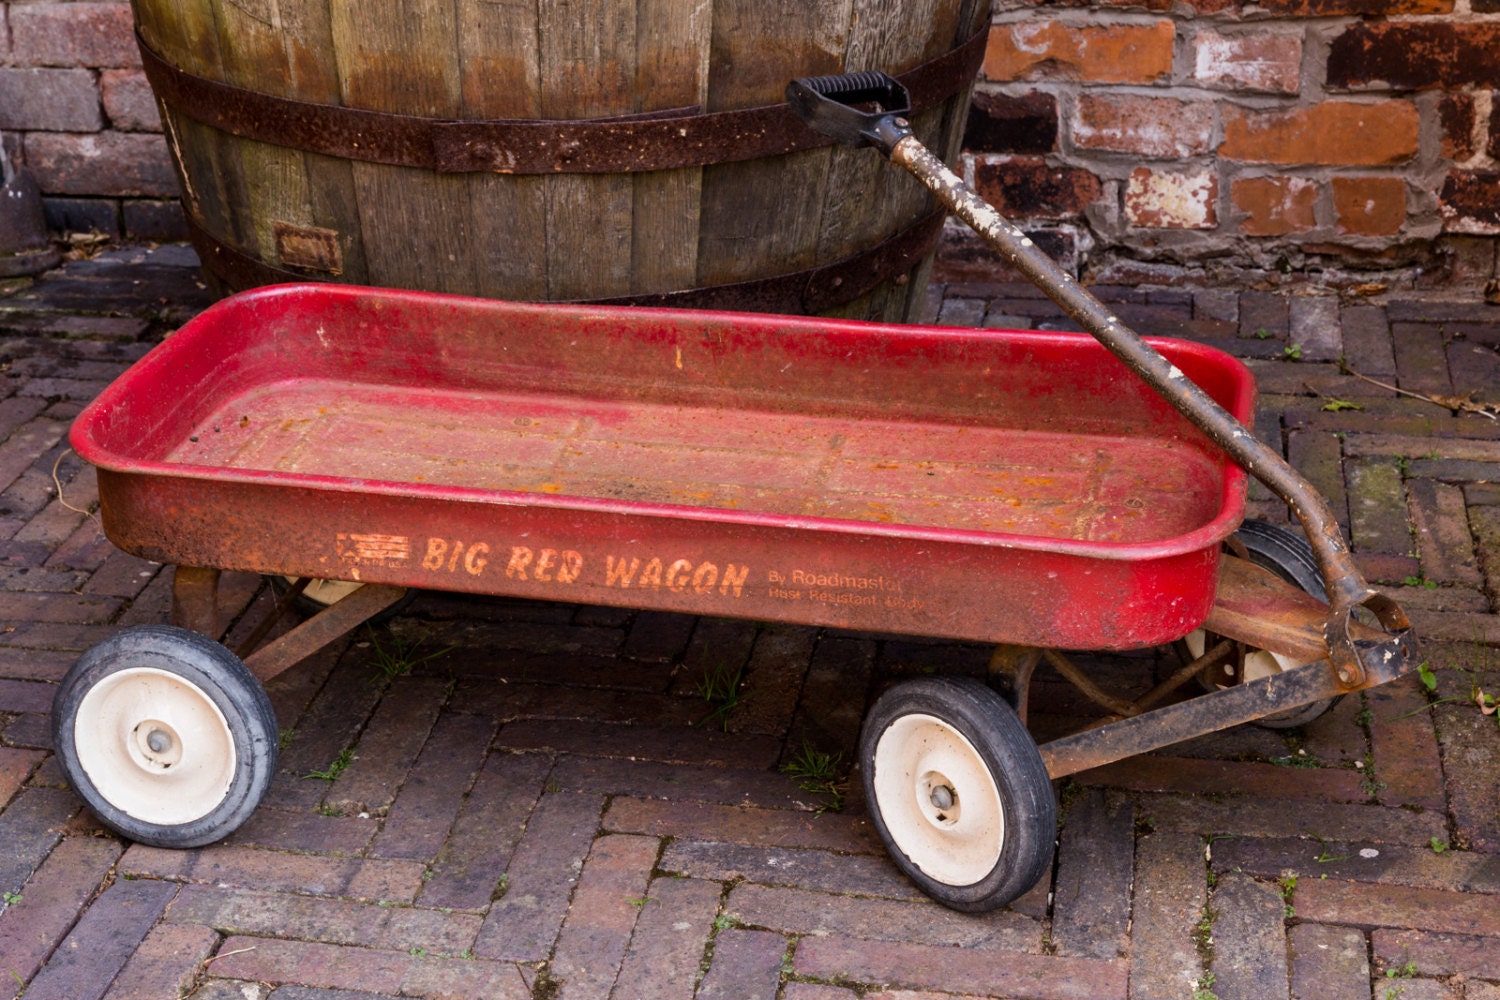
[51, 624, 278, 848]
[267, 575, 416, 623]
[860, 676, 1055, 912]
[1203, 519, 1341, 729]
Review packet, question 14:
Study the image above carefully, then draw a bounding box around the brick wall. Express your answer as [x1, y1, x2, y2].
[2, 0, 1496, 288]
[953, 0, 1500, 289]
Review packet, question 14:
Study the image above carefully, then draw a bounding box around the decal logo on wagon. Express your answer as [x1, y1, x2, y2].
[336, 533, 412, 568]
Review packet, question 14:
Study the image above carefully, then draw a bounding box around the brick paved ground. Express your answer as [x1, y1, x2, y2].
[3, 247, 1500, 1000]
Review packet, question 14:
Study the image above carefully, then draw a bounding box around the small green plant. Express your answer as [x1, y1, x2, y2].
[315, 802, 344, 817]
[1191, 971, 1219, 1000]
[1283, 344, 1303, 360]
[1354, 706, 1374, 728]
[1277, 873, 1298, 919]
[1418, 662, 1437, 692]
[365, 626, 454, 682]
[1386, 960, 1418, 978]
[1255, 328, 1271, 339]
[1396, 456, 1411, 475]
[1311, 833, 1350, 864]
[781, 742, 845, 813]
[1322, 398, 1363, 412]
[697, 660, 746, 731]
[1402, 576, 1438, 590]
[305, 747, 354, 782]
[713, 914, 736, 930]
[1192, 907, 1216, 955]
[409, 947, 427, 957]
[625, 895, 656, 910]
[278, 728, 295, 751]
[1430, 837, 1449, 854]
[3, 891, 21, 905]
[461, 948, 475, 960]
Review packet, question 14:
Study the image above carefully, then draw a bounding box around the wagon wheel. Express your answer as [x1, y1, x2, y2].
[1184, 519, 1341, 729]
[52, 625, 277, 847]
[268, 575, 415, 623]
[861, 676, 1055, 912]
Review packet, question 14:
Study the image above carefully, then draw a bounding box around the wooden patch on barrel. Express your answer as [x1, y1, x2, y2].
[274, 222, 343, 274]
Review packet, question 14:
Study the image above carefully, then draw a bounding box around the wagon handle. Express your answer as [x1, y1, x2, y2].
[787, 72, 1414, 690]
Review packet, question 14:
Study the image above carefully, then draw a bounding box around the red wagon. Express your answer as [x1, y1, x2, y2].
[51, 72, 1415, 912]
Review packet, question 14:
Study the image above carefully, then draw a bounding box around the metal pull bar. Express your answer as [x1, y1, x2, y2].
[787, 72, 1415, 689]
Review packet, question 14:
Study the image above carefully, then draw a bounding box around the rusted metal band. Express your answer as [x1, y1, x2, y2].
[140, 26, 988, 175]
[185, 208, 946, 313]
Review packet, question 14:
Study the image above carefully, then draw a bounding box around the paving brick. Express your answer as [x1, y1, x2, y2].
[549, 834, 659, 1000]
[400, 955, 532, 1000]
[166, 885, 480, 956]
[605, 795, 877, 854]
[549, 753, 808, 810]
[1210, 874, 1290, 1000]
[1371, 928, 1500, 979]
[1287, 430, 1350, 537]
[207, 936, 409, 995]
[782, 635, 874, 770]
[660, 839, 924, 901]
[783, 983, 859, 1000]
[726, 883, 1042, 952]
[1367, 675, 1446, 810]
[1214, 835, 1500, 895]
[1408, 479, 1481, 586]
[794, 936, 1128, 1000]
[23, 878, 176, 1000]
[495, 717, 781, 769]
[369, 711, 494, 860]
[1391, 323, 1455, 397]
[1079, 755, 1369, 803]
[610, 877, 721, 1000]
[1347, 459, 1413, 557]
[696, 927, 786, 1000]
[222, 807, 376, 856]
[263, 651, 387, 812]
[1289, 923, 1369, 1000]
[620, 609, 696, 662]
[0, 786, 81, 899]
[0, 747, 43, 808]
[1052, 789, 1134, 960]
[120, 843, 424, 902]
[1297, 879, 1500, 936]
[105, 922, 218, 1000]
[79, 550, 162, 598]
[0, 834, 122, 985]
[419, 751, 551, 911]
[1289, 295, 1343, 362]
[1140, 791, 1446, 844]
[472, 791, 605, 961]
[1128, 831, 1207, 1000]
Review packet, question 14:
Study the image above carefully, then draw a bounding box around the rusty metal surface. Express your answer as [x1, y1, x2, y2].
[885, 134, 1415, 688]
[183, 209, 944, 314]
[72, 284, 1258, 652]
[243, 584, 407, 683]
[1038, 640, 1414, 779]
[139, 26, 986, 176]
[170, 565, 221, 639]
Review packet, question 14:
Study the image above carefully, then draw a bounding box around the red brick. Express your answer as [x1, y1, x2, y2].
[1290, 924, 1370, 1000]
[23, 131, 177, 198]
[419, 751, 551, 911]
[1262, 0, 1447, 11]
[1072, 94, 1213, 158]
[1233, 176, 1318, 236]
[549, 753, 811, 810]
[1296, 879, 1500, 936]
[662, 836, 925, 901]
[1192, 31, 1301, 94]
[963, 91, 1058, 154]
[1332, 176, 1406, 236]
[982, 21, 1175, 85]
[1439, 94, 1477, 160]
[0, 747, 43, 807]
[0, 835, 122, 984]
[120, 842, 425, 901]
[698, 927, 786, 1000]
[726, 883, 1042, 952]
[1052, 789, 1133, 960]
[1372, 928, 1500, 980]
[0, 68, 103, 131]
[973, 157, 1101, 220]
[473, 791, 606, 961]
[1221, 102, 1419, 166]
[604, 795, 879, 854]
[1129, 831, 1207, 999]
[1139, 791, 1446, 844]
[1211, 874, 1290, 1000]
[548, 834, 660, 997]
[1080, 754, 1369, 803]
[23, 878, 177, 1000]
[100, 70, 161, 132]
[166, 884, 481, 955]
[494, 717, 781, 769]
[370, 711, 494, 860]
[400, 954, 532, 1000]
[208, 935, 409, 994]
[611, 877, 722, 1000]
[1125, 167, 1218, 229]
[1368, 677, 1446, 810]
[1329, 24, 1500, 90]
[0, 591, 119, 624]
[1440, 170, 1500, 235]
[105, 922, 219, 1000]
[8, 3, 139, 68]
[794, 936, 1127, 999]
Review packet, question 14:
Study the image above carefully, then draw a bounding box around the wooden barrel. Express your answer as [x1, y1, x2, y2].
[136, 0, 990, 322]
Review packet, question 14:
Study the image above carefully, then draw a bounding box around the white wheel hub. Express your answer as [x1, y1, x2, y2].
[1185, 629, 1316, 685]
[74, 667, 237, 826]
[873, 713, 1004, 886]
